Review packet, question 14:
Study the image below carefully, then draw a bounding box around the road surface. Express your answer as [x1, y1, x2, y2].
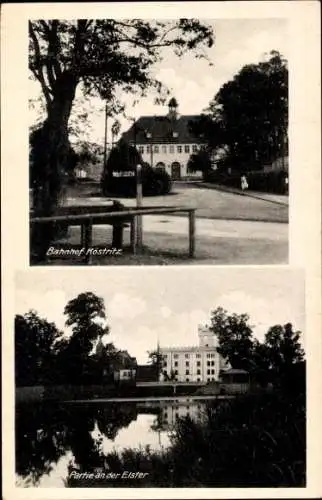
[67, 181, 288, 223]
[52, 183, 288, 265]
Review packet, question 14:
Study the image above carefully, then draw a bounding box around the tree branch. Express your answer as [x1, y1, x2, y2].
[71, 20, 89, 75]
[45, 20, 60, 90]
[29, 22, 52, 110]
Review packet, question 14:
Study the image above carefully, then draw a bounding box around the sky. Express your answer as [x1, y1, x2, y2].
[29, 18, 288, 144]
[15, 267, 305, 364]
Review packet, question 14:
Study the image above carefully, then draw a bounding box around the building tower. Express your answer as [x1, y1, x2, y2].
[168, 97, 178, 120]
[198, 324, 217, 348]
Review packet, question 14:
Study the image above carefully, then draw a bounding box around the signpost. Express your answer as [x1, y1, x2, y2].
[136, 164, 143, 249]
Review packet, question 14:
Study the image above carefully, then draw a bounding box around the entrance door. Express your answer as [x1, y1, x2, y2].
[171, 162, 181, 180]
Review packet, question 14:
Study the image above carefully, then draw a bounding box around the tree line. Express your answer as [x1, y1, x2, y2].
[16, 292, 304, 390]
[15, 291, 135, 387]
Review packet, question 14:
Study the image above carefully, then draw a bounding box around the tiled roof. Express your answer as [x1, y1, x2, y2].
[121, 114, 202, 145]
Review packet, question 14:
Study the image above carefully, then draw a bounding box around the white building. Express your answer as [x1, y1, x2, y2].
[159, 324, 228, 383]
[121, 98, 204, 180]
[114, 368, 136, 382]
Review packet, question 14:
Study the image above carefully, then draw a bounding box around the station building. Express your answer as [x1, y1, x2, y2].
[121, 98, 204, 180]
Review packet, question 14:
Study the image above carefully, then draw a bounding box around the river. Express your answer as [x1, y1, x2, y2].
[16, 396, 218, 488]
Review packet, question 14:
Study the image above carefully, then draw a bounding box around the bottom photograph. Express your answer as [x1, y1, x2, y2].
[14, 267, 306, 489]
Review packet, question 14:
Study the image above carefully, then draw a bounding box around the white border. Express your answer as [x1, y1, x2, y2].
[1, 2, 321, 499]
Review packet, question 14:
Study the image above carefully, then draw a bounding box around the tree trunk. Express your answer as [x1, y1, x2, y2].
[30, 72, 78, 263]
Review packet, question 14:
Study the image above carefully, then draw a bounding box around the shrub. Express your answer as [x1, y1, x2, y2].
[101, 140, 172, 197]
[205, 169, 288, 194]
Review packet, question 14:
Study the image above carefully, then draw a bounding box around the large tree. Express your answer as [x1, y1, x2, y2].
[210, 307, 305, 388]
[29, 19, 214, 213]
[15, 311, 62, 386]
[210, 307, 255, 371]
[192, 51, 288, 171]
[58, 292, 109, 383]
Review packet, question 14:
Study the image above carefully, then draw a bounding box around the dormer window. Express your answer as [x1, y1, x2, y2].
[146, 131, 152, 139]
[173, 131, 178, 138]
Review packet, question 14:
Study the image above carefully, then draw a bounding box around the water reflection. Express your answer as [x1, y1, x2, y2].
[16, 397, 213, 488]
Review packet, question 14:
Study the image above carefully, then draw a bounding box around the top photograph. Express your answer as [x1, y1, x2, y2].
[29, 18, 289, 266]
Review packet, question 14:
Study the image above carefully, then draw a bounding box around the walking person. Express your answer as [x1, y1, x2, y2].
[240, 174, 248, 191]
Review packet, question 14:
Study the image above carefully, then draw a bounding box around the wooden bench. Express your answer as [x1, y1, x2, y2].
[30, 206, 196, 263]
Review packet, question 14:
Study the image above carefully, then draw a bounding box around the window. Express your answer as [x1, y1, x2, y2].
[197, 378, 201, 382]
[162, 145, 167, 153]
[186, 378, 190, 382]
[163, 362, 167, 367]
[186, 361, 189, 367]
[210, 354, 215, 358]
[138, 146, 144, 154]
[207, 377, 210, 382]
[211, 361, 215, 366]
[174, 361, 178, 367]
[177, 145, 182, 153]
[185, 354, 190, 358]
[207, 369, 210, 375]
[169, 145, 174, 153]
[207, 361, 210, 366]
[196, 353, 201, 358]
[173, 354, 178, 359]
[184, 145, 190, 153]
[211, 369, 215, 375]
[154, 145, 159, 153]
[186, 370, 190, 375]
[174, 370, 178, 375]
[147, 145, 151, 153]
[197, 361, 201, 367]
[207, 354, 211, 359]
[197, 369, 201, 375]
[192, 145, 198, 153]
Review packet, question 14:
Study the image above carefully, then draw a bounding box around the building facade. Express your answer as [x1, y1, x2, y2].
[159, 324, 228, 383]
[121, 98, 204, 180]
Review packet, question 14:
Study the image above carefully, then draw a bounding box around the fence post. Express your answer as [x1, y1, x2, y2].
[83, 218, 93, 264]
[136, 164, 143, 250]
[80, 223, 86, 247]
[188, 209, 196, 258]
[130, 217, 136, 254]
[111, 201, 124, 249]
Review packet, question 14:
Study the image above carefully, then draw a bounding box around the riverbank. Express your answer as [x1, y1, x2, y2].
[16, 382, 205, 404]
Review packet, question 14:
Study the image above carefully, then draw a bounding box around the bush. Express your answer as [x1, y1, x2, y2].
[205, 169, 288, 194]
[247, 170, 288, 194]
[101, 139, 172, 197]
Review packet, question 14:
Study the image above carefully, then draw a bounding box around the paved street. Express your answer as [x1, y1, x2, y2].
[67, 181, 289, 223]
[54, 182, 288, 265]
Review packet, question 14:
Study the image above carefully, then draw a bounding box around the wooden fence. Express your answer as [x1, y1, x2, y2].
[30, 206, 196, 263]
